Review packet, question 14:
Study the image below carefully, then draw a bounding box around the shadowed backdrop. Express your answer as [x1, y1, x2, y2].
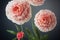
[0, 0, 60, 40]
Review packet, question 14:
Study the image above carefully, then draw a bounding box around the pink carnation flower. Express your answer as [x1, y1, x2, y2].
[34, 9, 57, 32]
[12, 0, 26, 2]
[5, 1, 32, 25]
[26, 0, 45, 6]
[17, 31, 24, 40]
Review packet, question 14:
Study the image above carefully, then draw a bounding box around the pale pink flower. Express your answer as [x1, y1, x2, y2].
[12, 0, 21, 1]
[26, 0, 45, 6]
[34, 9, 57, 32]
[5, 1, 32, 25]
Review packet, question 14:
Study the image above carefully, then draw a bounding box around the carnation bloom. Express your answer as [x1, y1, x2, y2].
[26, 0, 45, 6]
[34, 9, 57, 32]
[17, 31, 24, 40]
[12, 0, 21, 1]
[5, 1, 32, 25]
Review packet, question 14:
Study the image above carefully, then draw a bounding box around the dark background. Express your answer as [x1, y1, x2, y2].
[0, 0, 60, 40]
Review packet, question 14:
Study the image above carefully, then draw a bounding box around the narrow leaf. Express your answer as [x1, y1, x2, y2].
[32, 22, 40, 40]
[40, 35, 48, 40]
[6, 30, 17, 35]
[12, 37, 17, 40]
[25, 28, 35, 40]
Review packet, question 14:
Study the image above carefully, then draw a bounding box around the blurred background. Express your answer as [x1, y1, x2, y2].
[0, 0, 60, 40]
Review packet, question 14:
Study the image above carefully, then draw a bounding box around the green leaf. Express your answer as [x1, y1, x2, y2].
[6, 30, 17, 35]
[25, 28, 35, 40]
[12, 37, 16, 40]
[32, 22, 40, 40]
[40, 35, 48, 40]
[32, 37, 36, 40]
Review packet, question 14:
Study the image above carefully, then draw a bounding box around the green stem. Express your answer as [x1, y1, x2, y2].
[21, 25, 23, 31]
[15, 24, 19, 32]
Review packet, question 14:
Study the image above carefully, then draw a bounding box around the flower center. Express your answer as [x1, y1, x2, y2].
[38, 14, 53, 28]
[12, 4, 23, 16]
